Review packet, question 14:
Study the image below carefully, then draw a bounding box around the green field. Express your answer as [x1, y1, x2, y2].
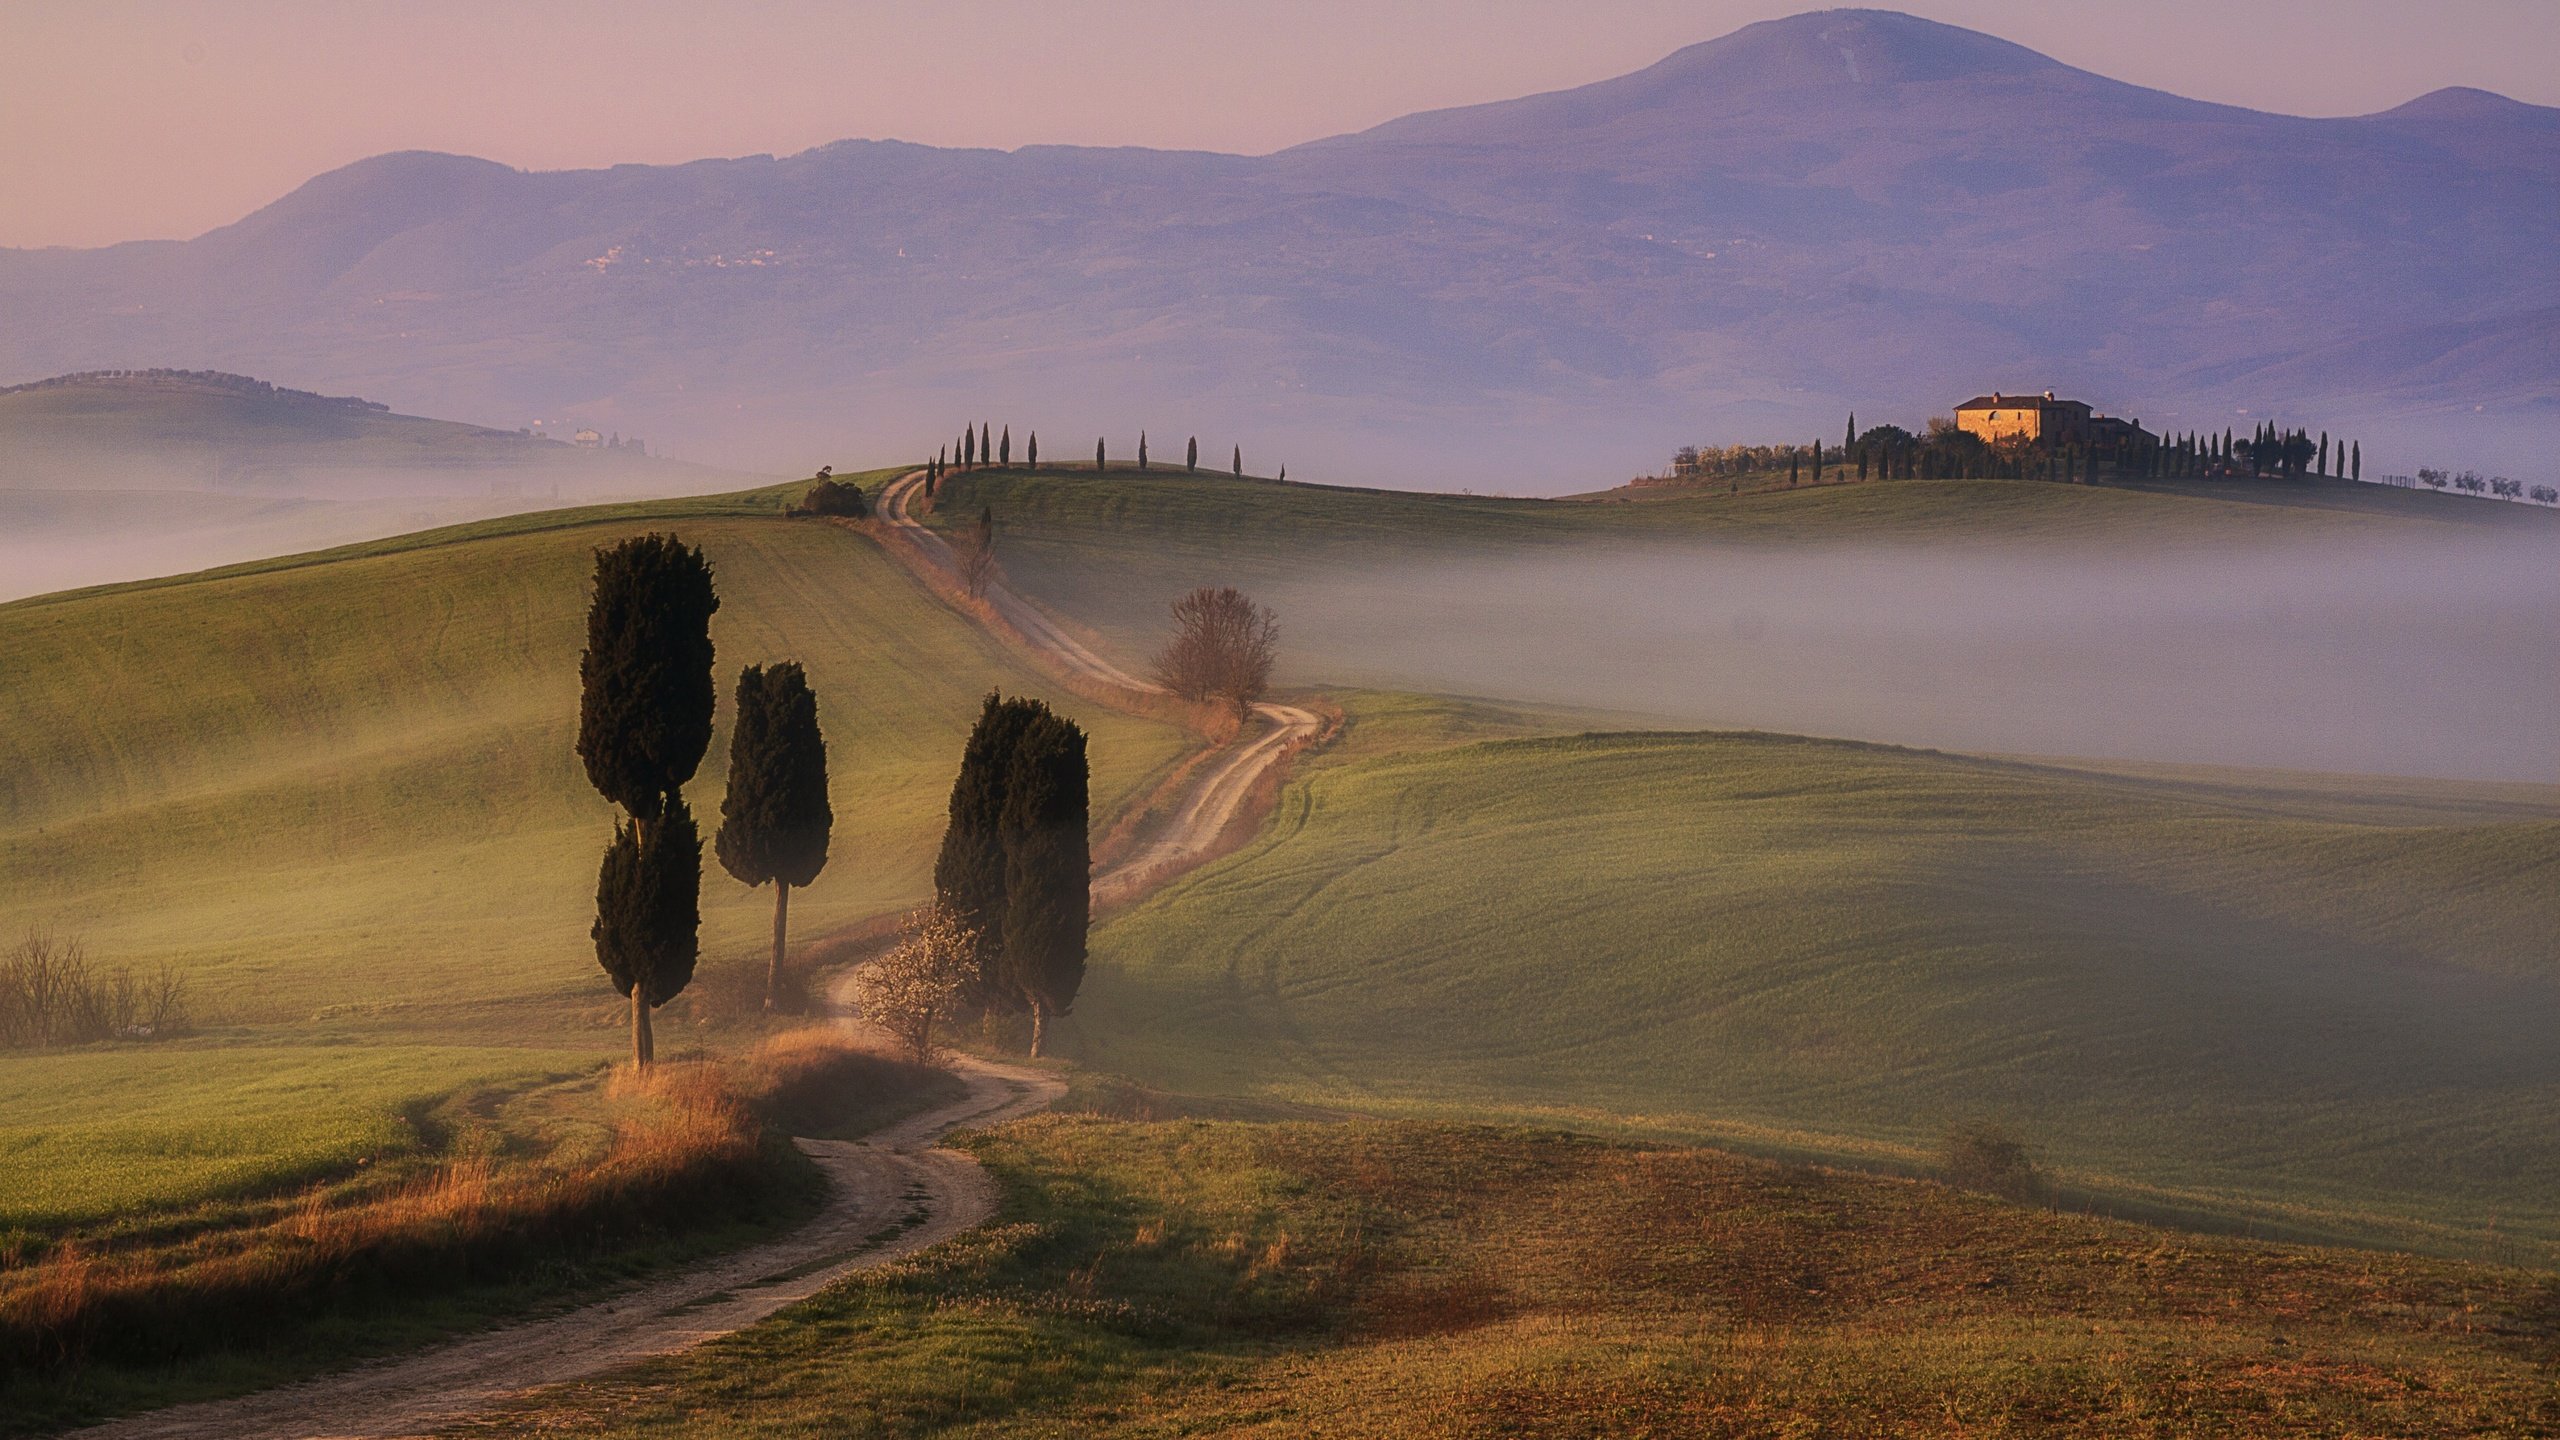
[472, 1116, 2560, 1437]
[0, 476, 1189, 1227]
[1065, 705, 2560, 1260]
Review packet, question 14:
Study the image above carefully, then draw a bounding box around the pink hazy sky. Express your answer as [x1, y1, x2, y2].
[6, 0, 2554, 251]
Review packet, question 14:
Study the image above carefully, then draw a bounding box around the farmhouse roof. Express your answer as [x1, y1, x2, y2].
[1955, 392, 2080, 411]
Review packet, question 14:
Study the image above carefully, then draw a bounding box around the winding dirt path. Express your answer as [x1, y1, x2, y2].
[875, 467, 1320, 904]
[72, 469, 1314, 1440]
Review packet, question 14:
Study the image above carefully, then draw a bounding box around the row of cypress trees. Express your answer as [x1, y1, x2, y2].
[924, 422, 1257, 490]
[930, 694, 1089, 1057]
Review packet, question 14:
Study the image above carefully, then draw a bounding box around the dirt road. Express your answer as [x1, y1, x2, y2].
[71, 469, 1313, 1440]
[875, 467, 1320, 904]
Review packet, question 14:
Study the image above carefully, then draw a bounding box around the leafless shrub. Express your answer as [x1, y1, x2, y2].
[1939, 1122, 2049, 1205]
[850, 907, 977, 1062]
[0, 933, 190, 1048]
[1151, 586, 1278, 717]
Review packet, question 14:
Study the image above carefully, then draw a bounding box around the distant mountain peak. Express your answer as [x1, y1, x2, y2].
[1651, 8, 2060, 89]
[1312, 8, 2083, 149]
[2371, 85, 2559, 127]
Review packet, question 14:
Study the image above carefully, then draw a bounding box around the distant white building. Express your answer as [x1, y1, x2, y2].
[573, 428, 603, 448]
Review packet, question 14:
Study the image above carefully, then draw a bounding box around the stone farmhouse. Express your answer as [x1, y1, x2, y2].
[1955, 391, 2153, 451]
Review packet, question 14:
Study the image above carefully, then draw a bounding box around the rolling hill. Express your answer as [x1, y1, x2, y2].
[0, 370, 773, 600]
[2, 10, 2552, 486]
[1067, 709, 2560, 1262]
[0, 477, 1189, 1228]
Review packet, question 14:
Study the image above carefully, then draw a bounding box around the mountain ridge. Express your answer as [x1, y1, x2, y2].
[2, 8, 2550, 489]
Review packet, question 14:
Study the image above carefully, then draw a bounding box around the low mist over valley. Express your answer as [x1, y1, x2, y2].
[1272, 534, 2560, 782]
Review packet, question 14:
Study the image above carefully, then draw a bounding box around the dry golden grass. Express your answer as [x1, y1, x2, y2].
[0, 1028, 952, 1422]
[472, 1118, 2560, 1438]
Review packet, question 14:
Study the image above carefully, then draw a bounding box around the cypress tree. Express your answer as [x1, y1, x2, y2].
[1788, 451, 1799, 487]
[1000, 425, 1011, 467]
[593, 796, 701, 1067]
[1233, 445, 1242, 478]
[1139, 431, 1150, 471]
[716, 662, 833, 1013]
[981, 422, 992, 465]
[999, 707, 1088, 1058]
[2317, 431, 2329, 477]
[1845, 413, 1857, 451]
[576, 533, 718, 1063]
[1187, 436, 1198, 472]
[577, 535, 719, 824]
[1096, 437, 1107, 471]
[963, 428, 975, 467]
[2351, 440, 2361, 482]
[1812, 439, 1823, 484]
[1028, 432, 1039, 471]
[933, 693, 1041, 1008]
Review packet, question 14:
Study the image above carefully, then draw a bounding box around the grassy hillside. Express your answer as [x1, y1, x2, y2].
[0, 372, 784, 601]
[473, 1117, 2560, 1437]
[0, 371, 602, 483]
[0, 478, 1189, 1227]
[1065, 708, 2560, 1260]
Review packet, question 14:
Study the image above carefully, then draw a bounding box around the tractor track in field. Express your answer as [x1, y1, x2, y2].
[70, 469, 1315, 1440]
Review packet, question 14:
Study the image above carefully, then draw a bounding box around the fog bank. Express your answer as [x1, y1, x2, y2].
[1268, 536, 2560, 783]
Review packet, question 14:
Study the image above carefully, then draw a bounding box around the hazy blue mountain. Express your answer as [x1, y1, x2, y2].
[3, 9, 2550, 489]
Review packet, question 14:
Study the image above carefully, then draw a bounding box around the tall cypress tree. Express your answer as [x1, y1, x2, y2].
[934, 694, 1041, 1007]
[576, 534, 718, 1064]
[981, 423, 992, 465]
[964, 427, 976, 467]
[2317, 431, 2329, 477]
[1186, 436, 1198, 472]
[2351, 440, 2361, 482]
[1233, 445, 1242, 478]
[1028, 432, 1039, 471]
[594, 797, 701, 1067]
[1000, 425, 1011, 467]
[716, 662, 834, 1012]
[1845, 413, 1856, 451]
[1096, 437, 1106, 471]
[1000, 707, 1088, 1057]
[1811, 439, 1823, 484]
[1139, 431, 1150, 471]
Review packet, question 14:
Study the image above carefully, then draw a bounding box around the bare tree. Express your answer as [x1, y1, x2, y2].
[1151, 586, 1279, 716]
[959, 505, 996, 598]
[851, 907, 978, 1062]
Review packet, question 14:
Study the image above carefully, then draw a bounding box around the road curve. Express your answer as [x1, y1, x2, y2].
[72, 1050, 1061, 1440]
[70, 467, 1315, 1440]
[875, 466, 1319, 905]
